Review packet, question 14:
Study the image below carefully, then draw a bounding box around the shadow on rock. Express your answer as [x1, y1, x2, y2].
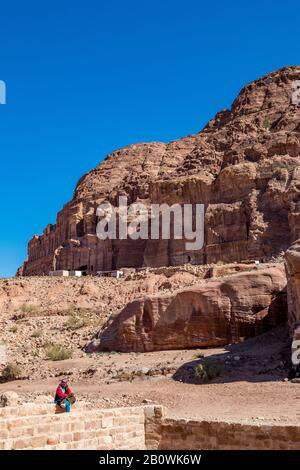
[173, 324, 291, 384]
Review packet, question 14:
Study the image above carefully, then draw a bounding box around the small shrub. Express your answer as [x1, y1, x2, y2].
[285, 164, 299, 174]
[44, 343, 72, 361]
[64, 314, 90, 330]
[263, 118, 271, 129]
[273, 162, 300, 175]
[96, 351, 119, 356]
[20, 303, 38, 314]
[63, 307, 91, 330]
[194, 358, 222, 382]
[64, 306, 89, 316]
[10, 326, 18, 333]
[31, 329, 42, 338]
[2, 363, 21, 381]
[193, 352, 205, 359]
[93, 318, 104, 328]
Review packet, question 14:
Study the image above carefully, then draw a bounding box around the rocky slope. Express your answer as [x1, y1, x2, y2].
[19, 66, 300, 276]
[0, 266, 213, 378]
[0, 263, 289, 379]
[86, 263, 287, 352]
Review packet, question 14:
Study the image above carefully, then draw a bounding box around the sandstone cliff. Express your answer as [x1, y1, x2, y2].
[284, 240, 300, 347]
[19, 66, 300, 275]
[86, 264, 287, 352]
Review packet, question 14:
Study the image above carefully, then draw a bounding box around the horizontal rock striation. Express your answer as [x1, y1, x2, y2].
[86, 264, 287, 352]
[19, 66, 300, 275]
[284, 240, 300, 351]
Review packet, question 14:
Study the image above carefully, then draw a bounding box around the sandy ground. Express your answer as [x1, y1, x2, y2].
[0, 274, 298, 426]
[1, 331, 299, 426]
[1, 373, 299, 425]
[0, 270, 206, 380]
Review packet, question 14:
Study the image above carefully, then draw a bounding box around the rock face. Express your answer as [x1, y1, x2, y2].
[19, 66, 300, 276]
[285, 240, 300, 331]
[86, 265, 287, 352]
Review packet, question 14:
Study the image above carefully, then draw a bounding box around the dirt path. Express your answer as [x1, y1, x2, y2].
[1, 331, 299, 426]
[1, 375, 299, 425]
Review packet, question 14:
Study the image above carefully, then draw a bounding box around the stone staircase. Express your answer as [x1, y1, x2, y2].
[0, 402, 147, 450]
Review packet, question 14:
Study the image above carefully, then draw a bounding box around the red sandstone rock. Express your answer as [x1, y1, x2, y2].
[86, 264, 287, 352]
[285, 240, 300, 337]
[18, 66, 300, 276]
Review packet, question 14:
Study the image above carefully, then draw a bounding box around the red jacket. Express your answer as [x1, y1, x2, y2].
[55, 385, 72, 401]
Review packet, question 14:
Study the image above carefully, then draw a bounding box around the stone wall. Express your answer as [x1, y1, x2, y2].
[0, 404, 146, 450]
[145, 414, 300, 450]
[1, 403, 299, 450]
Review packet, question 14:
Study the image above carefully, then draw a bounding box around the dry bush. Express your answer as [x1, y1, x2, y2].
[44, 343, 72, 361]
[31, 329, 42, 338]
[64, 308, 90, 330]
[2, 363, 22, 381]
[20, 303, 38, 314]
[194, 358, 222, 382]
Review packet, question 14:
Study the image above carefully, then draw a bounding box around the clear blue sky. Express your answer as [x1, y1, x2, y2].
[0, 0, 299, 277]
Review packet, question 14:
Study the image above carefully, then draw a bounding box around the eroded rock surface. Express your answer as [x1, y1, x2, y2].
[284, 240, 300, 353]
[19, 66, 300, 276]
[86, 264, 287, 352]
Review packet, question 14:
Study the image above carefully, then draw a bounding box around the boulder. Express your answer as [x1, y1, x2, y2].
[86, 264, 287, 352]
[0, 391, 19, 407]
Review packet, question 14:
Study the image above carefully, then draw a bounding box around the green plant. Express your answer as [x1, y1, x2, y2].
[64, 306, 89, 316]
[263, 118, 271, 129]
[31, 329, 42, 338]
[2, 362, 21, 381]
[44, 343, 72, 361]
[20, 303, 38, 314]
[273, 162, 300, 174]
[64, 313, 90, 330]
[284, 163, 299, 174]
[193, 352, 205, 359]
[96, 351, 119, 356]
[194, 358, 222, 382]
[93, 318, 104, 328]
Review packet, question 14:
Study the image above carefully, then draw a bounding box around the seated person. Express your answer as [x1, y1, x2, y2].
[54, 378, 75, 412]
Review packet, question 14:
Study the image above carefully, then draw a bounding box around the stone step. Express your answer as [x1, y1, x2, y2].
[1, 423, 145, 450]
[0, 407, 111, 431]
[38, 435, 145, 450]
[0, 402, 90, 419]
[0, 407, 146, 449]
[2, 428, 105, 450]
[42, 437, 105, 450]
[0, 405, 151, 450]
[0, 409, 125, 437]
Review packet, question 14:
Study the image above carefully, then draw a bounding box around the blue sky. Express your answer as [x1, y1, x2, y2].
[0, 0, 299, 277]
